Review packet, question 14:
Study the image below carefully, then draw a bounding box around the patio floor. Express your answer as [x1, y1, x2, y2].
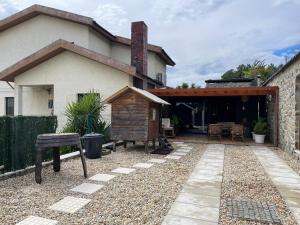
[0, 141, 299, 225]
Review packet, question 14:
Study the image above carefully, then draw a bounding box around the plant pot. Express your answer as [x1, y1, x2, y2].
[254, 134, 266, 144]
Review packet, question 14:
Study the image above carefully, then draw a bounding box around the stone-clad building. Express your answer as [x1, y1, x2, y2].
[264, 52, 300, 155]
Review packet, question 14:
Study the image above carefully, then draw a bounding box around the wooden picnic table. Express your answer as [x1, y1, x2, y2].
[35, 133, 87, 184]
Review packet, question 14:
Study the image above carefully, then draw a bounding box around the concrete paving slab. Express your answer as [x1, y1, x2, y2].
[182, 183, 221, 197]
[148, 158, 166, 164]
[165, 155, 182, 160]
[162, 215, 217, 225]
[277, 187, 300, 199]
[16, 216, 58, 225]
[71, 183, 104, 194]
[176, 192, 220, 208]
[168, 202, 219, 222]
[89, 173, 116, 182]
[111, 167, 136, 174]
[171, 152, 188, 156]
[176, 149, 191, 153]
[133, 163, 154, 168]
[49, 196, 90, 213]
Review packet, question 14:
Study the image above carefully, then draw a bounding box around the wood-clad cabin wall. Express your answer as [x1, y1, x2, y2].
[111, 90, 149, 141]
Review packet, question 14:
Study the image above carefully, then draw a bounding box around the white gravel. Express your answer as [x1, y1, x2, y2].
[219, 145, 297, 225]
[0, 143, 205, 225]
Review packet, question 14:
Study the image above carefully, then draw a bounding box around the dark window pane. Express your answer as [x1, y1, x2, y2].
[5, 97, 14, 116]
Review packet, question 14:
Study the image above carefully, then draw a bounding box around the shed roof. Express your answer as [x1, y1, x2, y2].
[106, 86, 170, 105]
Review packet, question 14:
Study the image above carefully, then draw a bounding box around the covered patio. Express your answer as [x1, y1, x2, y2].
[150, 86, 279, 145]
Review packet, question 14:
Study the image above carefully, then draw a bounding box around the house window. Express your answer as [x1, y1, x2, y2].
[133, 77, 144, 89]
[5, 97, 14, 116]
[156, 73, 162, 83]
[77, 93, 100, 102]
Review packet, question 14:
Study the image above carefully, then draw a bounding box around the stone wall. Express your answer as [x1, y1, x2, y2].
[266, 59, 300, 153]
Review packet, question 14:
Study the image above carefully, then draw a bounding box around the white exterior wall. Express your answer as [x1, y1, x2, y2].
[0, 15, 90, 71]
[148, 52, 167, 85]
[111, 43, 131, 65]
[88, 29, 112, 56]
[14, 51, 133, 131]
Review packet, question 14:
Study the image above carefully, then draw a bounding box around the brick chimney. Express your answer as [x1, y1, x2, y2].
[131, 21, 148, 76]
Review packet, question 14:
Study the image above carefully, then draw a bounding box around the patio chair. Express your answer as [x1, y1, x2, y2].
[231, 124, 244, 141]
[208, 124, 223, 140]
[162, 118, 175, 138]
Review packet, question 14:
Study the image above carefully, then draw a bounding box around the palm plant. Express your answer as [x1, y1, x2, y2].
[63, 91, 110, 140]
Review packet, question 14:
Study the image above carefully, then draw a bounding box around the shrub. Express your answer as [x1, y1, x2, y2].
[63, 91, 110, 141]
[253, 118, 268, 135]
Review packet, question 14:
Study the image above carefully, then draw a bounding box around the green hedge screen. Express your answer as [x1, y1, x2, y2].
[0, 116, 57, 172]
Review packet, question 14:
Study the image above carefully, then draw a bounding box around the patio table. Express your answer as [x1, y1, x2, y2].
[35, 133, 87, 184]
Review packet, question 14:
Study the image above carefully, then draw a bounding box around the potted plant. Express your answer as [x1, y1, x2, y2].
[253, 119, 268, 144]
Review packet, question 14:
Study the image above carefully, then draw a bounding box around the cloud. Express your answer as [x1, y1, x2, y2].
[1, 0, 300, 87]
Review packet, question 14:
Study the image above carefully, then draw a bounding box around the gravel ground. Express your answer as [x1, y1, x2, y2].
[0, 143, 205, 225]
[219, 145, 297, 225]
[273, 148, 300, 175]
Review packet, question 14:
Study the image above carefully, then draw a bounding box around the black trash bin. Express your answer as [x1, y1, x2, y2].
[82, 133, 104, 159]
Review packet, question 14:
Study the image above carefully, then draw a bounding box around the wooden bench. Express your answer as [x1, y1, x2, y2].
[35, 133, 87, 184]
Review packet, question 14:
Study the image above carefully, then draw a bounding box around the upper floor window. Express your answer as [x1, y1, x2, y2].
[156, 73, 163, 83]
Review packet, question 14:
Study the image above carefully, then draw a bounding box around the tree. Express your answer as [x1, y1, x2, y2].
[176, 82, 201, 89]
[221, 60, 282, 81]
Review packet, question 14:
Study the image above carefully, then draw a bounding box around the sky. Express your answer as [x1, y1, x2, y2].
[1, 0, 300, 87]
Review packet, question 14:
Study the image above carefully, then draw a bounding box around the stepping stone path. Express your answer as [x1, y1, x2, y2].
[71, 183, 104, 194]
[162, 144, 225, 225]
[49, 196, 91, 213]
[111, 167, 136, 174]
[133, 163, 154, 168]
[18, 142, 193, 224]
[89, 173, 116, 182]
[254, 147, 300, 223]
[16, 216, 58, 225]
[148, 158, 166, 164]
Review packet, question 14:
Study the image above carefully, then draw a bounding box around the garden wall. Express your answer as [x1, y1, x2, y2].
[0, 116, 57, 172]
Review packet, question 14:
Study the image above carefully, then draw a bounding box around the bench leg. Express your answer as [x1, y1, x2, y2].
[53, 147, 60, 172]
[78, 144, 87, 178]
[35, 148, 43, 184]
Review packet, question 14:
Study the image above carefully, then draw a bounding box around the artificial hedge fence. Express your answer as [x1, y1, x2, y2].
[0, 116, 57, 173]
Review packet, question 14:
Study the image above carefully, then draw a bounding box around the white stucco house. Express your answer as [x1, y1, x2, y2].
[0, 5, 175, 130]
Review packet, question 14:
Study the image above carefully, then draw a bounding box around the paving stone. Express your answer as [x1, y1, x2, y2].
[89, 173, 116, 182]
[111, 167, 136, 174]
[182, 183, 221, 197]
[133, 163, 154, 168]
[168, 202, 219, 222]
[171, 152, 188, 156]
[165, 155, 182, 160]
[176, 149, 191, 153]
[16, 216, 58, 225]
[148, 158, 166, 164]
[225, 198, 281, 224]
[71, 183, 104, 194]
[173, 141, 184, 144]
[176, 192, 220, 208]
[162, 214, 217, 225]
[49, 196, 91, 213]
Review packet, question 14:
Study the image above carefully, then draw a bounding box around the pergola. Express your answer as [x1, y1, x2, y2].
[149, 86, 279, 145]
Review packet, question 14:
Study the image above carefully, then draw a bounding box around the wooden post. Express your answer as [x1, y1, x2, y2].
[78, 143, 87, 178]
[52, 147, 60, 172]
[144, 141, 149, 153]
[113, 141, 117, 152]
[35, 148, 43, 184]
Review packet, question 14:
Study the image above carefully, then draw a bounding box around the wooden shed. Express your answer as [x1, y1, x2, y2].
[106, 86, 170, 152]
